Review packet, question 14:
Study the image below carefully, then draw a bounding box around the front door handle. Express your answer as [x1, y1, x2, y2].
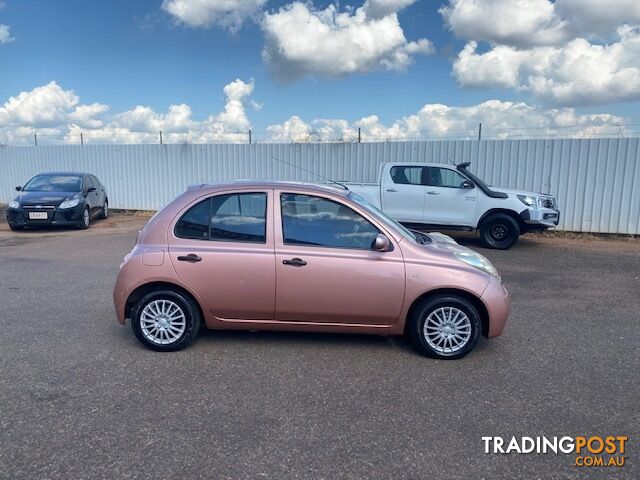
[283, 258, 307, 267]
[177, 254, 202, 262]
[386, 188, 398, 192]
[427, 191, 440, 195]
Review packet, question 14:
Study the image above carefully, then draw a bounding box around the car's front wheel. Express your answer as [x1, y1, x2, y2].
[408, 294, 481, 359]
[79, 206, 90, 229]
[479, 213, 520, 249]
[131, 289, 201, 352]
[9, 224, 23, 231]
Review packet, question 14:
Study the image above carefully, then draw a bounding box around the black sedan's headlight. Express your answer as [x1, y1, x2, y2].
[8, 200, 20, 209]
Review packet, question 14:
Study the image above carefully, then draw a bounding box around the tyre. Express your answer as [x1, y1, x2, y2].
[79, 207, 90, 229]
[479, 213, 520, 249]
[408, 294, 481, 359]
[131, 289, 201, 352]
[98, 200, 108, 219]
[9, 224, 23, 231]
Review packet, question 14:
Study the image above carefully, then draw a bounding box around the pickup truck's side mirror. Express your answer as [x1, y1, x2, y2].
[373, 233, 392, 252]
[15, 186, 22, 191]
[462, 180, 474, 189]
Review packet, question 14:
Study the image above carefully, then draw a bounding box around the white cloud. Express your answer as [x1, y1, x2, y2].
[262, 1, 432, 80]
[441, 0, 568, 48]
[454, 26, 640, 105]
[265, 100, 628, 142]
[0, 80, 633, 145]
[0, 24, 13, 43]
[0, 79, 257, 145]
[442, 0, 640, 106]
[161, 0, 266, 33]
[441, 0, 640, 47]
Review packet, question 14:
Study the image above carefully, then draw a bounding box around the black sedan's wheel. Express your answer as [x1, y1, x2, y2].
[9, 224, 23, 231]
[98, 200, 109, 219]
[408, 294, 481, 359]
[131, 289, 201, 352]
[479, 213, 520, 249]
[79, 207, 90, 229]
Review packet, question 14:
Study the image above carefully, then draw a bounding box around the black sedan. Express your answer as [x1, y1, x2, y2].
[6, 172, 109, 231]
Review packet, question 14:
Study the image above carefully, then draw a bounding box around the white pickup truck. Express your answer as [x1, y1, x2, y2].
[346, 162, 559, 249]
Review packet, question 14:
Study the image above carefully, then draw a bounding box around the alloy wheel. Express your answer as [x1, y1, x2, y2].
[423, 307, 472, 354]
[140, 299, 186, 345]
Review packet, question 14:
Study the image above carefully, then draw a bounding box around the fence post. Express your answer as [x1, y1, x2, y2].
[478, 123, 482, 141]
[159, 131, 163, 145]
[34, 133, 38, 147]
[249, 129, 252, 145]
[358, 127, 361, 143]
[80, 133, 84, 146]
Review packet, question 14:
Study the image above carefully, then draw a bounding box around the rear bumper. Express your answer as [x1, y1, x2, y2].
[6, 205, 85, 227]
[481, 275, 510, 338]
[520, 207, 560, 229]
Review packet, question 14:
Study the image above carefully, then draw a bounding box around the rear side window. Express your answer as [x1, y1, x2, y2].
[281, 193, 380, 250]
[390, 166, 425, 185]
[174, 193, 267, 243]
[175, 199, 211, 240]
[210, 193, 266, 243]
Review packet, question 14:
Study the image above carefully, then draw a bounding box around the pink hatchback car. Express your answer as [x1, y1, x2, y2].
[113, 181, 509, 359]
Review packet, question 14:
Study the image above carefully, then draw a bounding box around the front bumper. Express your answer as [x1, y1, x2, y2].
[481, 275, 510, 338]
[520, 207, 560, 229]
[6, 205, 85, 227]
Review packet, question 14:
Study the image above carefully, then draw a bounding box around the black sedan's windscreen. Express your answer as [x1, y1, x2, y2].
[23, 175, 82, 192]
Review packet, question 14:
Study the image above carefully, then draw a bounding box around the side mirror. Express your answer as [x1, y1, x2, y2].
[462, 180, 474, 189]
[15, 186, 22, 191]
[87, 187, 96, 193]
[373, 233, 392, 252]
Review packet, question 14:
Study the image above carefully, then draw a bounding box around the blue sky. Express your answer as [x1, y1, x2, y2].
[1, 0, 639, 143]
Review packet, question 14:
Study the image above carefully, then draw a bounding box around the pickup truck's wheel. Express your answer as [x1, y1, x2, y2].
[479, 213, 520, 249]
[408, 294, 481, 359]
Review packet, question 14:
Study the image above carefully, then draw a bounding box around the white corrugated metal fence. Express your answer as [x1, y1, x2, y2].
[1, 138, 639, 234]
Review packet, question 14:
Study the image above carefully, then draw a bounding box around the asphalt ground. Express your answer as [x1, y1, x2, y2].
[0, 210, 638, 479]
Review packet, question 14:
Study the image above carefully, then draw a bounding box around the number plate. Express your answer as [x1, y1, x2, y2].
[28, 212, 48, 220]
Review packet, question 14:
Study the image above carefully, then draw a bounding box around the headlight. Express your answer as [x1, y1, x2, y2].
[517, 195, 537, 208]
[538, 196, 556, 209]
[454, 250, 499, 277]
[59, 198, 80, 209]
[8, 200, 20, 209]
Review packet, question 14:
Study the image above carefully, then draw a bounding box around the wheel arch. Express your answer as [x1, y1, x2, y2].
[125, 281, 205, 323]
[477, 208, 525, 231]
[404, 288, 490, 337]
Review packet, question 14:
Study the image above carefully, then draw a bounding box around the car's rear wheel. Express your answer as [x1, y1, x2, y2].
[131, 289, 201, 352]
[479, 213, 520, 249]
[98, 200, 108, 219]
[408, 294, 481, 359]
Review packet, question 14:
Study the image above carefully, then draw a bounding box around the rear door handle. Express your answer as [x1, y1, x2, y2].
[283, 258, 307, 267]
[427, 191, 440, 195]
[177, 254, 202, 263]
[386, 188, 398, 192]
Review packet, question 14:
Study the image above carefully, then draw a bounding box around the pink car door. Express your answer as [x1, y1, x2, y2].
[274, 191, 405, 325]
[168, 190, 275, 320]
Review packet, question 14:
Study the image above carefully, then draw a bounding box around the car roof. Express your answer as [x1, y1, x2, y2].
[188, 180, 349, 196]
[37, 172, 88, 176]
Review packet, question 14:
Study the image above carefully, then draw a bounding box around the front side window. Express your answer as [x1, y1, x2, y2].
[281, 193, 380, 250]
[425, 167, 468, 188]
[175, 192, 267, 243]
[390, 166, 425, 185]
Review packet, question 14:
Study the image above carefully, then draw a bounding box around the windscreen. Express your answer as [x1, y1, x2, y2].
[23, 175, 83, 192]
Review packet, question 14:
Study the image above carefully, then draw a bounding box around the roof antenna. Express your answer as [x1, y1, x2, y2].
[270, 155, 348, 190]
